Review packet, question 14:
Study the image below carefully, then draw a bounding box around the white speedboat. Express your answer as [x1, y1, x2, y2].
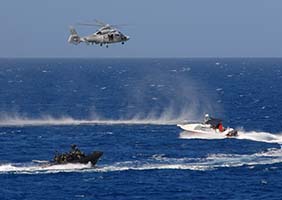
[177, 116, 238, 137]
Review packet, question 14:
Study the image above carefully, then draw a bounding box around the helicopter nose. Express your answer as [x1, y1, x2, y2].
[122, 35, 130, 41]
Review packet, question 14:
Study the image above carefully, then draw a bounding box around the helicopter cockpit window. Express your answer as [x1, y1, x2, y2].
[109, 34, 114, 40]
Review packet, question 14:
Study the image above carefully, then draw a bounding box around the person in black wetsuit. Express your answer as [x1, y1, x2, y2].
[69, 144, 85, 160]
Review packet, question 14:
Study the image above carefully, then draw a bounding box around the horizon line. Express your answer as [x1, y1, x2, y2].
[1, 56, 282, 59]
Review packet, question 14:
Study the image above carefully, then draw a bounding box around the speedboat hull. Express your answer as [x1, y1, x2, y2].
[69, 151, 103, 165]
[177, 123, 238, 137]
[52, 151, 103, 166]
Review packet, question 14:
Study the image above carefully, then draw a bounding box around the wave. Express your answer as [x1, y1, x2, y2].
[179, 130, 282, 144]
[1, 148, 282, 174]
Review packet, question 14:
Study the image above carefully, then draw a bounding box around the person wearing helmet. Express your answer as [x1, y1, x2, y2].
[70, 144, 77, 153]
[204, 114, 211, 124]
[69, 144, 85, 160]
[68, 144, 77, 159]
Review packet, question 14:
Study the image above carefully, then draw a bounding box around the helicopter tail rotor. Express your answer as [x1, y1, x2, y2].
[68, 26, 82, 45]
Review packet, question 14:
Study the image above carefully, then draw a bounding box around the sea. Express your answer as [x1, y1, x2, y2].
[0, 58, 282, 199]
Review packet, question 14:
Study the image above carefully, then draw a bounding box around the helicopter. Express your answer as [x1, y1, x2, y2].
[68, 20, 130, 47]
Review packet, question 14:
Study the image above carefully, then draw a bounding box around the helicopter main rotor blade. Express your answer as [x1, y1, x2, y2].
[76, 23, 101, 27]
[111, 24, 129, 28]
[76, 20, 129, 29]
[94, 19, 107, 26]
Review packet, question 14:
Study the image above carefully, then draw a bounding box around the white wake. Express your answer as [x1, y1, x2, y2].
[237, 131, 282, 144]
[1, 148, 282, 174]
[179, 130, 282, 144]
[0, 115, 181, 127]
[0, 162, 93, 174]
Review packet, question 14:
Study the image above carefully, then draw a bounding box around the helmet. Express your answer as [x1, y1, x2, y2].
[71, 144, 77, 149]
[205, 114, 209, 118]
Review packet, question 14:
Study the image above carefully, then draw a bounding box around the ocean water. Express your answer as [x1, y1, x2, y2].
[0, 58, 282, 199]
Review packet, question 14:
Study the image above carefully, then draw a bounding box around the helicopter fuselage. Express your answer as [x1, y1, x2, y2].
[84, 31, 129, 45]
[68, 25, 129, 47]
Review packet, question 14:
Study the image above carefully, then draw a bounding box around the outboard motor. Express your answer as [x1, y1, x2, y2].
[226, 129, 238, 137]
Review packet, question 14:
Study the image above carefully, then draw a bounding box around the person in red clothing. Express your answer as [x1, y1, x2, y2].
[218, 123, 225, 132]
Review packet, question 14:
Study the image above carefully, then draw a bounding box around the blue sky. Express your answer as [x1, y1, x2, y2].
[0, 0, 281, 57]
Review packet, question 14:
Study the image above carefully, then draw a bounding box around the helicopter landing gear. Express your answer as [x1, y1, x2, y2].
[100, 43, 103, 47]
[106, 45, 109, 48]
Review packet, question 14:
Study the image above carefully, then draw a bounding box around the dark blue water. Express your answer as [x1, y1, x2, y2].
[0, 58, 282, 199]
